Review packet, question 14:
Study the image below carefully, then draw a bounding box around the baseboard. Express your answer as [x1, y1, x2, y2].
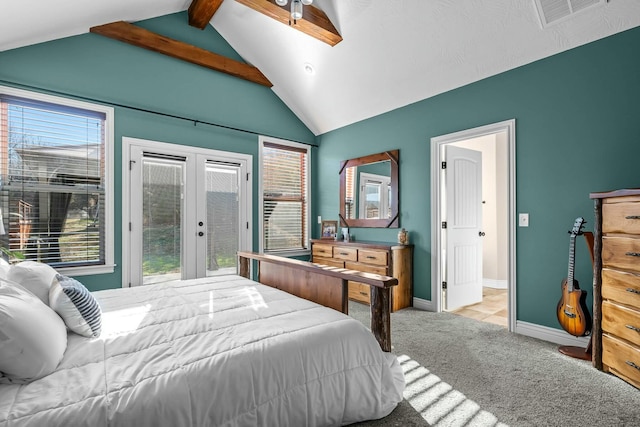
[411, 298, 590, 347]
[483, 279, 508, 289]
[413, 297, 589, 348]
[412, 297, 435, 311]
[516, 320, 591, 347]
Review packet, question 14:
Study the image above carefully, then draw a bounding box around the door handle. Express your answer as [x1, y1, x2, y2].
[479, 231, 486, 237]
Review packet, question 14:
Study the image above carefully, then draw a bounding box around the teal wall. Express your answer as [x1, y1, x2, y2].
[316, 26, 640, 329]
[2, 10, 639, 331]
[0, 12, 315, 291]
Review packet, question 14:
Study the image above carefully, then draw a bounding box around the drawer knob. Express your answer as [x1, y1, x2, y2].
[359, 291, 368, 296]
[625, 215, 640, 220]
[340, 252, 348, 256]
[626, 288, 640, 295]
[625, 324, 640, 333]
[366, 256, 376, 259]
[626, 360, 640, 371]
[625, 252, 640, 257]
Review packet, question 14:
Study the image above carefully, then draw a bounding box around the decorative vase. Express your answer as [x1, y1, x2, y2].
[397, 228, 408, 245]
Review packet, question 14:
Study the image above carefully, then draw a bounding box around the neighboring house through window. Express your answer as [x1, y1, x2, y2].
[0, 86, 114, 275]
[259, 136, 310, 255]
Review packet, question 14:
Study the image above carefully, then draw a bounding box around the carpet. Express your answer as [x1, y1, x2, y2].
[349, 303, 639, 427]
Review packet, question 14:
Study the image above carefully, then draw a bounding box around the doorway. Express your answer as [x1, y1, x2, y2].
[122, 137, 252, 287]
[430, 120, 516, 331]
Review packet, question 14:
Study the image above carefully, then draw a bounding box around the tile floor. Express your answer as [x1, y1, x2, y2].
[450, 287, 508, 328]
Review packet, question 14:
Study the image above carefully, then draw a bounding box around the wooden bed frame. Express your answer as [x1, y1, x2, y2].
[238, 251, 398, 352]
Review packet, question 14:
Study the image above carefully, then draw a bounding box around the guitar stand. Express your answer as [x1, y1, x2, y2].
[558, 336, 592, 360]
[558, 232, 594, 361]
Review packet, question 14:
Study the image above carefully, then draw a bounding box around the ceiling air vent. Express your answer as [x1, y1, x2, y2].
[534, 0, 606, 27]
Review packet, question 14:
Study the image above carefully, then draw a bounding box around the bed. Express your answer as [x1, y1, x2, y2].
[0, 253, 405, 426]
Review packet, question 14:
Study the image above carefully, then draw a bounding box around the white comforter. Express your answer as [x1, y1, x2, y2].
[0, 275, 404, 426]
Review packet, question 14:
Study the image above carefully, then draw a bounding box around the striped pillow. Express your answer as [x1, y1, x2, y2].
[49, 274, 102, 338]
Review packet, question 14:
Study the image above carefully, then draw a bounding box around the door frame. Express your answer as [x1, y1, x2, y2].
[430, 119, 516, 331]
[122, 136, 252, 288]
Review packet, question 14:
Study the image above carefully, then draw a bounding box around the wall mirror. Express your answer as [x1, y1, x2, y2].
[339, 150, 399, 228]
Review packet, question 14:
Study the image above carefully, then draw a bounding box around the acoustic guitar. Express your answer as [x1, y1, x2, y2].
[556, 217, 592, 337]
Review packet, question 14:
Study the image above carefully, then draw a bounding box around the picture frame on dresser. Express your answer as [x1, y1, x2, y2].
[321, 220, 338, 239]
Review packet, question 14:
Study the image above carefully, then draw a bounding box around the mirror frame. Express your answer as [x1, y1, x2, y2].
[339, 149, 399, 228]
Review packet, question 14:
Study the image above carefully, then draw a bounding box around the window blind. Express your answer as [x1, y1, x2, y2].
[0, 95, 106, 266]
[262, 142, 308, 252]
[345, 166, 355, 218]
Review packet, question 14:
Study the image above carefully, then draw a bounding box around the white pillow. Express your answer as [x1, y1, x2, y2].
[0, 258, 9, 280]
[0, 278, 68, 384]
[7, 261, 58, 305]
[49, 274, 102, 338]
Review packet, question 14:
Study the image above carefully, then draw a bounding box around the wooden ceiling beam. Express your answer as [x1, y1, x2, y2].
[188, 0, 224, 30]
[90, 21, 272, 87]
[235, 0, 342, 46]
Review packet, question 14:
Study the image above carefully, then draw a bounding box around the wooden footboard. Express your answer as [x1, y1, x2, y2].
[237, 251, 398, 352]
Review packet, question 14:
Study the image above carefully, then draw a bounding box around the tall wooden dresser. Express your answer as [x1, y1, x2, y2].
[310, 239, 413, 312]
[591, 189, 640, 389]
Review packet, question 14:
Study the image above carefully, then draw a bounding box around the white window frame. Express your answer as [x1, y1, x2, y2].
[358, 172, 391, 220]
[0, 85, 115, 276]
[258, 135, 311, 256]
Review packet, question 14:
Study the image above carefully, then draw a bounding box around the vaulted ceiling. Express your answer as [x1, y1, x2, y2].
[2, 1, 640, 135]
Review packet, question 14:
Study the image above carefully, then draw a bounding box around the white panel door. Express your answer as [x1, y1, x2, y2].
[445, 145, 483, 310]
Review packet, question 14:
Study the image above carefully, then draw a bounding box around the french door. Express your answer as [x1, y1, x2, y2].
[124, 138, 251, 287]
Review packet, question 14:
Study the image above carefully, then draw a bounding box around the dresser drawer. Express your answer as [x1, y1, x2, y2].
[348, 281, 370, 303]
[312, 244, 333, 258]
[603, 202, 640, 235]
[602, 236, 640, 274]
[345, 261, 388, 276]
[345, 261, 387, 305]
[358, 249, 388, 266]
[333, 247, 358, 261]
[602, 334, 640, 388]
[602, 300, 640, 347]
[602, 268, 640, 310]
[313, 256, 344, 269]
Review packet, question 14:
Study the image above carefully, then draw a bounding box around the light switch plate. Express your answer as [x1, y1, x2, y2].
[519, 213, 529, 227]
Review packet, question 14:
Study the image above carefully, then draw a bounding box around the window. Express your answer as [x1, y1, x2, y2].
[259, 137, 309, 254]
[358, 173, 391, 220]
[0, 86, 114, 274]
[345, 166, 355, 218]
